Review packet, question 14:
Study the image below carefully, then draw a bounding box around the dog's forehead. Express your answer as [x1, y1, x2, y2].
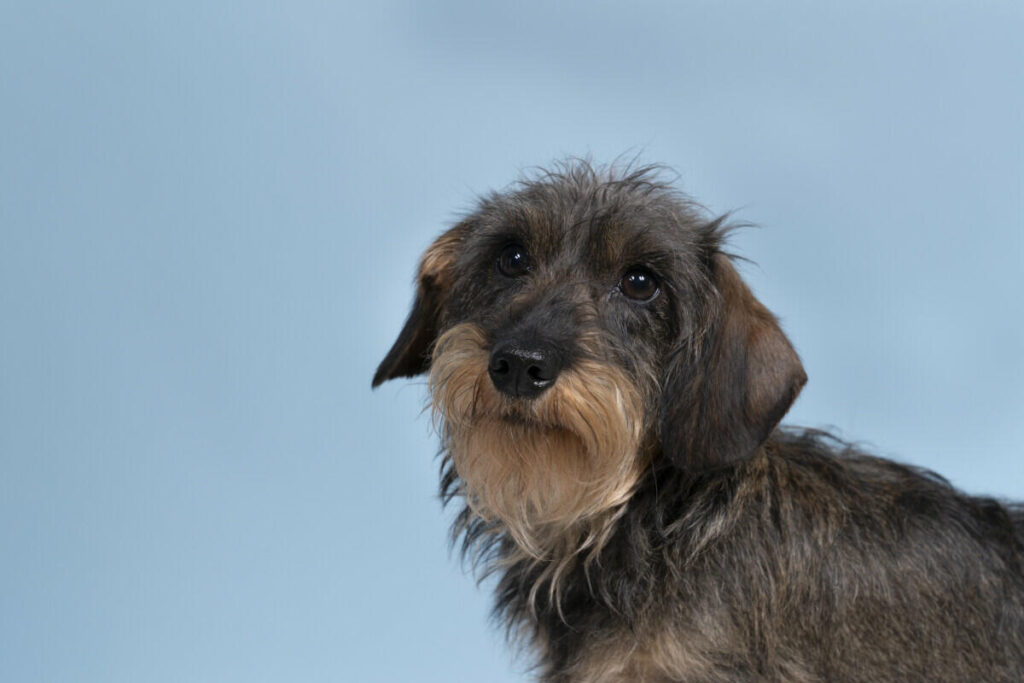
[464, 177, 703, 271]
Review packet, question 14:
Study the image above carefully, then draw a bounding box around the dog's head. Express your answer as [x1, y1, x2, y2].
[374, 162, 805, 554]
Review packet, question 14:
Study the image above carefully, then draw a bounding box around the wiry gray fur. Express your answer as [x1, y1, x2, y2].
[376, 160, 1024, 681]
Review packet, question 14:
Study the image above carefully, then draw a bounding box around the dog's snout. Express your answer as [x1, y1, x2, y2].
[489, 342, 562, 399]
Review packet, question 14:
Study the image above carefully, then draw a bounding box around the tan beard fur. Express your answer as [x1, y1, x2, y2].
[429, 323, 646, 560]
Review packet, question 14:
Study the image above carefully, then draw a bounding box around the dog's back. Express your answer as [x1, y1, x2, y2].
[1013, 506, 1024, 546]
[765, 431, 1024, 682]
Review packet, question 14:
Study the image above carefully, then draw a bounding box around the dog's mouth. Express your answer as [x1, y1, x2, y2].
[493, 396, 561, 426]
[496, 410, 534, 426]
[453, 377, 594, 442]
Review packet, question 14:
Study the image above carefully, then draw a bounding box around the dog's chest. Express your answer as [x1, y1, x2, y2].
[558, 631, 710, 682]
[537, 610, 724, 683]
[542, 616, 819, 683]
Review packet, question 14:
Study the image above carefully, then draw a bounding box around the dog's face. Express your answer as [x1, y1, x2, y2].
[374, 164, 806, 554]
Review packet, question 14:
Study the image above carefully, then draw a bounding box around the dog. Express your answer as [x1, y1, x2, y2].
[372, 161, 1024, 681]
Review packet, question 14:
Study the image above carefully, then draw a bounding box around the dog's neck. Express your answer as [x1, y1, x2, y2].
[441, 452, 642, 610]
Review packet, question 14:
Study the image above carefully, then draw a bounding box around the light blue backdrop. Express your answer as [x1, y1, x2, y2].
[2, 2, 1021, 681]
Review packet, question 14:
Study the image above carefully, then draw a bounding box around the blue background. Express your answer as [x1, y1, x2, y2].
[2, 2, 1021, 681]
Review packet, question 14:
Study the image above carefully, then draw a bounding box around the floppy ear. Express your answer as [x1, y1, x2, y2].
[660, 253, 806, 471]
[372, 224, 466, 387]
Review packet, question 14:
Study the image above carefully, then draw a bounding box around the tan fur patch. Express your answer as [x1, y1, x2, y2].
[419, 226, 464, 289]
[552, 622, 717, 683]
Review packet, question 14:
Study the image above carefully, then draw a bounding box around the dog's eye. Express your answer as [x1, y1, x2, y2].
[620, 268, 659, 302]
[497, 244, 531, 277]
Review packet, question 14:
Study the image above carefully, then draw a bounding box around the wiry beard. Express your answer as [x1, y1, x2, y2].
[429, 323, 646, 559]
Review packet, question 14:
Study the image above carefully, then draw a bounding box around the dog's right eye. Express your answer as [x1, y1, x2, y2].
[619, 267, 659, 302]
[497, 244, 531, 277]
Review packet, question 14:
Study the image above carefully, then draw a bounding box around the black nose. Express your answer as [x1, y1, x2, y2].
[488, 341, 562, 399]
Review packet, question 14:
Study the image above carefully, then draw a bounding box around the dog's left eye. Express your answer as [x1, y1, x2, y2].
[497, 244, 531, 277]
[619, 268, 659, 301]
